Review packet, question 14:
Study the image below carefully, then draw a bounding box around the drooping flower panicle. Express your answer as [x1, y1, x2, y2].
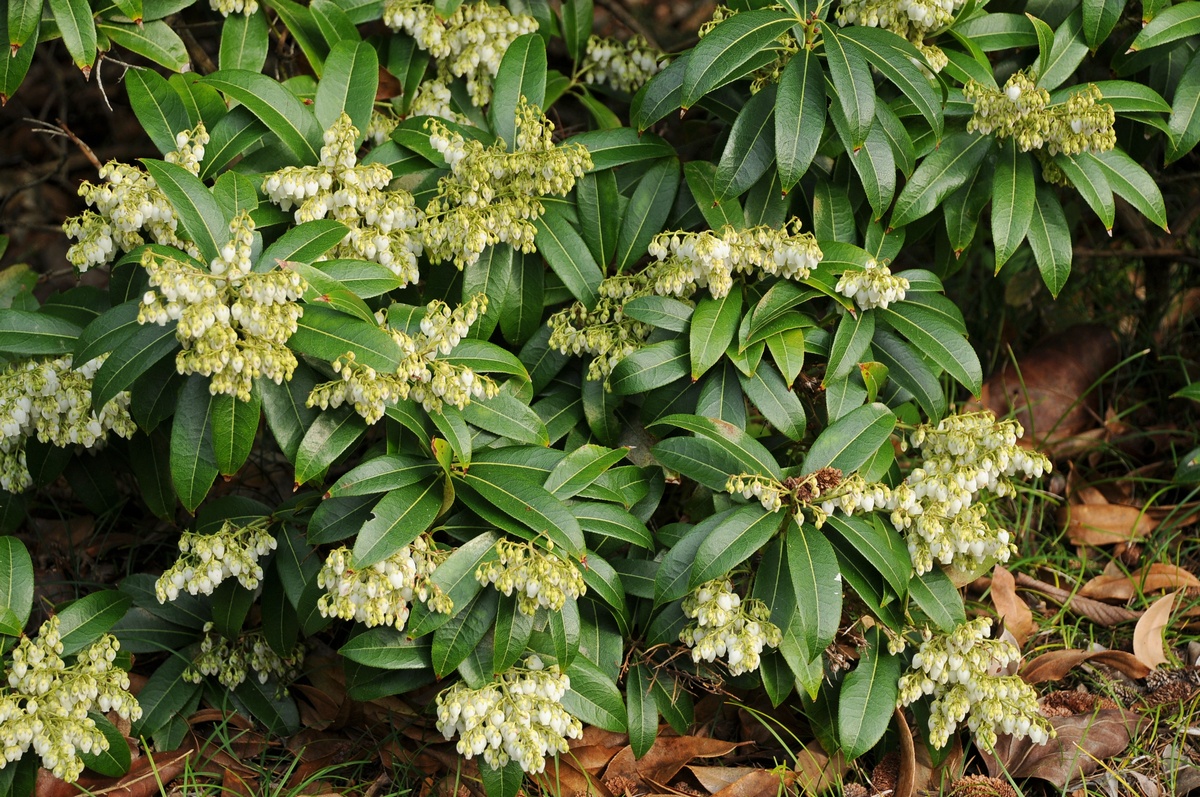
[155, 521, 278, 601]
[965, 72, 1117, 156]
[835, 259, 909, 310]
[583, 35, 664, 93]
[475, 538, 587, 615]
[317, 537, 452, 630]
[681, 578, 782, 676]
[184, 623, 305, 690]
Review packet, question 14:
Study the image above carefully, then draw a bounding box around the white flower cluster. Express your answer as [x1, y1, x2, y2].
[64, 124, 208, 271]
[139, 211, 305, 401]
[155, 521, 278, 602]
[475, 538, 586, 615]
[965, 73, 1116, 156]
[835, 259, 909, 310]
[898, 618, 1052, 750]
[681, 578, 782, 676]
[648, 221, 824, 299]
[366, 109, 401, 147]
[726, 474, 786, 513]
[0, 354, 136, 493]
[0, 616, 141, 782]
[382, 0, 539, 106]
[263, 113, 425, 284]
[423, 99, 592, 269]
[546, 276, 655, 382]
[836, 0, 965, 71]
[210, 0, 258, 15]
[408, 79, 470, 124]
[183, 623, 305, 690]
[435, 655, 583, 774]
[317, 536, 452, 630]
[308, 295, 499, 422]
[583, 35, 663, 94]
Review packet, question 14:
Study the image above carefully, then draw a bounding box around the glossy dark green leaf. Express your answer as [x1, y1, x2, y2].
[837, 628, 901, 760]
[716, 85, 776, 200]
[533, 206, 602, 308]
[142, 159, 231, 264]
[352, 478, 443, 566]
[0, 15, 37, 103]
[340, 627, 433, 669]
[682, 10, 794, 108]
[568, 128, 675, 171]
[775, 48, 825, 192]
[690, 505, 780, 588]
[407, 532, 497, 637]
[826, 308, 875, 384]
[311, 0, 359, 48]
[840, 26, 942, 137]
[563, 655, 627, 732]
[907, 566, 964, 631]
[786, 520, 841, 659]
[1083, 0, 1125, 46]
[823, 513, 910, 598]
[877, 295, 982, 393]
[690, 290, 742, 380]
[131, 655, 201, 737]
[1052, 151, 1114, 230]
[290, 304, 404, 372]
[6, 0, 40, 49]
[802, 401, 895, 475]
[1168, 49, 1200, 164]
[943, 157, 994, 255]
[459, 472, 584, 554]
[991, 138, 1035, 271]
[203, 69, 324, 163]
[561, 0, 592, 60]
[824, 28, 875, 148]
[576, 170, 619, 268]
[627, 664, 658, 758]
[48, 0, 97, 73]
[490, 33, 547, 148]
[739, 362, 806, 440]
[432, 589, 498, 677]
[493, 594, 536, 673]
[126, 68, 192, 156]
[890, 132, 990, 228]
[652, 413, 782, 478]
[685, 160, 745, 230]
[0, 537, 33, 632]
[481, 759, 524, 797]
[1027, 184, 1072, 297]
[614, 157, 679, 271]
[1088, 149, 1167, 231]
[1036, 10, 1087, 90]
[57, 591, 131, 655]
[872, 328, 946, 420]
[101, 21, 188, 71]
[631, 55, 687, 131]
[220, 7, 269, 71]
[328, 454, 438, 497]
[170, 376, 218, 513]
[1129, 1, 1200, 50]
[545, 445, 627, 498]
[0, 310, 81, 356]
[313, 39, 377, 139]
[294, 407, 367, 486]
[462, 392, 548, 445]
[609, 338, 688, 395]
[624, 295, 694, 332]
[211, 390, 260, 476]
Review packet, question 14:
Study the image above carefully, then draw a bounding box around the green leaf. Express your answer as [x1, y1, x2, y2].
[891, 132, 990, 228]
[568, 128, 675, 171]
[203, 69, 324, 163]
[1088, 149, 1168, 231]
[493, 594, 536, 673]
[561, 0, 592, 60]
[432, 589, 498, 677]
[787, 521, 841, 659]
[563, 656, 627, 732]
[93, 320, 179, 409]
[631, 55, 686, 131]
[1028, 14, 1056, 80]
[823, 514, 910, 598]
[1053, 152, 1114, 230]
[329, 454, 439, 497]
[290, 304, 404, 372]
[877, 295, 982, 393]
[351, 478, 443, 567]
[294, 407, 367, 485]
[802, 402, 894, 475]
[684, 160, 745, 230]
[125, 68, 191, 156]
[576, 171, 619, 268]
[259, 221, 349, 272]
[490, 33, 547, 148]
[7, 0, 41, 49]
[262, 0, 328, 74]
[1083, 0, 1125, 47]
[907, 567, 964, 631]
[872, 328, 945, 420]
[715, 85, 776, 201]
[406, 532, 497, 637]
[826, 309, 875, 384]
[462, 392, 549, 445]
[767, 328, 805, 385]
[624, 296, 694, 333]
[682, 10, 794, 108]
[690, 290, 742, 380]
[170, 376, 218, 513]
[48, 0, 97, 74]
[1065, 80, 1170, 115]
[314, 40, 378, 137]
[840, 116, 896, 220]
[220, 7, 269, 71]
[1036, 10, 1087, 90]
[837, 628, 901, 761]
[0, 14, 37, 105]
[739, 363, 806, 441]
[953, 13, 1036, 51]
[615, 157, 679, 271]
[142, 159, 230, 264]
[1129, 1, 1200, 50]
[690, 505, 781, 588]
[458, 472, 585, 554]
[100, 20, 188, 71]
[1027, 184, 1072, 297]
[839, 26, 942, 138]
[627, 664, 658, 758]
[481, 759, 525, 797]
[823, 28, 875, 148]
[546, 445, 628, 498]
[573, 503, 654, 549]
[464, 245, 513, 339]
[56, 591, 132, 655]
[1168, 49, 1200, 164]
[310, 0, 359, 48]
[0, 310, 81, 355]
[340, 627, 432, 669]
[533, 206, 602, 307]
[610, 338, 688, 395]
[131, 654, 201, 737]
[991, 138, 1036, 271]
[211, 390, 260, 476]
[651, 413, 783, 479]
[944, 157, 994, 255]
[0, 537, 33, 632]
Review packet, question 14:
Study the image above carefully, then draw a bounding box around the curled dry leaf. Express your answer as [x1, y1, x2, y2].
[973, 324, 1118, 455]
[1062, 503, 1159, 546]
[1133, 591, 1179, 670]
[1015, 573, 1142, 626]
[1080, 564, 1200, 602]
[991, 565, 1037, 648]
[894, 708, 917, 797]
[34, 743, 196, 797]
[792, 743, 847, 796]
[980, 708, 1146, 788]
[1020, 648, 1151, 683]
[533, 758, 615, 797]
[711, 768, 790, 797]
[603, 736, 739, 790]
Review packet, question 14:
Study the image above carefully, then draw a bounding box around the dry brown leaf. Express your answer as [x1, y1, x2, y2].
[34, 744, 196, 797]
[711, 769, 787, 797]
[533, 758, 615, 797]
[604, 736, 738, 790]
[792, 743, 847, 796]
[1020, 648, 1151, 683]
[894, 708, 918, 797]
[980, 708, 1146, 787]
[1062, 503, 1160, 546]
[566, 744, 627, 775]
[973, 325, 1117, 453]
[991, 565, 1037, 647]
[574, 727, 631, 750]
[1015, 573, 1142, 626]
[690, 766, 757, 793]
[1080, 564, 1200, 602]
[912, 734, 964, 795]
[1134, 591, 1179, 670]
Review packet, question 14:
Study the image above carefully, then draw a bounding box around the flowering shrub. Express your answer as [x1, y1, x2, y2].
[0, 0, 1190, 792]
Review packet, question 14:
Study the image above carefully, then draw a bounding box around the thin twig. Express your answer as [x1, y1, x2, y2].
[26, 118, 102, 170]
[176, 23, 218, 74]
[594, 0, 661, 51]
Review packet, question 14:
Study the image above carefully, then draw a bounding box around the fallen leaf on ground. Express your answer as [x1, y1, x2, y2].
[604, 736, 739, 790]
[792, 743, 846, 796]
[991, 565, 1037, 647]
[534, 758, 614, 797]
[711, 768, 788, 797]
[894, 708, 917, 797]
[35, 743, 196, 797]
[691, 766, 759, 793]
[1134, 591, 1179, 670]
[980, 708, 1146, 787]
[1080, 564, 1200, 602]
[1015, 573, 1142, 625]
[1062, 503, 1160, 546]
[974, 324, 1117, 454]
[1020, 648, 1151, 683]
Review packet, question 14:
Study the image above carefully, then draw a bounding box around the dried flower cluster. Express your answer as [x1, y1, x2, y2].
[475, 538, 587, 615]
[681, 578, 782, 675]
[0, 354, 135, 493]
[155, 521, 278, 601]
[965, 73, 1117, 155]
[435, 655, 583, 774]
[0, 617, 141, 782]
[318, 536, 452, 630]
[898, 618, 1052, 750]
